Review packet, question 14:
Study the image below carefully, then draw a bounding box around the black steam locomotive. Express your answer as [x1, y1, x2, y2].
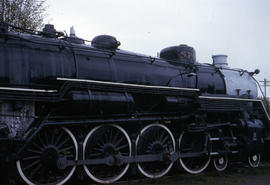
[0, 22, 269, 185]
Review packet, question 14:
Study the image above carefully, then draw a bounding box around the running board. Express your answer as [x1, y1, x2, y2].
[210, 137, 237, 141]
[210, 151, 239, 156]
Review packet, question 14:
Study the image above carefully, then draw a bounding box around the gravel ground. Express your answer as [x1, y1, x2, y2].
[3, 163, 270, 185]
[112, 165, 270, 185]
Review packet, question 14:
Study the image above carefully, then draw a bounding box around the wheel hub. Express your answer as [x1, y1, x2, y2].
[151, 141, 164, 154]
[41, 146, 59, 168]
[192, 138, 204, 152]
[252, 155, 258, 161]
[218, 157, 224, 164]
[103, 143, 118, 157]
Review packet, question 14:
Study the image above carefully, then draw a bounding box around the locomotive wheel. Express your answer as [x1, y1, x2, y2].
[136, 124, 175, 179]
[179, 131, 211, 174]
[16, 127, 78, 185]
[248, 153, 260, 167]
[83, 124, 131, 184]
[213, 155, 228, 172]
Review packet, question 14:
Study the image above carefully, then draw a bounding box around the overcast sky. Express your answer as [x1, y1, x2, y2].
[46, 0, 270, 93]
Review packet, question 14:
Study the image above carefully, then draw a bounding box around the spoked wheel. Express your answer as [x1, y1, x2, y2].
[179, 131, 211, 174]
[213, 155, 228, 172]
[16, 127, 78, 185]
[136, 124, 175, 179]
[248, 153, 260, 167]
[83, 124, 131, 184]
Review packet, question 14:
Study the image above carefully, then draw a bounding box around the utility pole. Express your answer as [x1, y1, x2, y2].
[259, 79, 270, 113]
[259, 79, 270, 97]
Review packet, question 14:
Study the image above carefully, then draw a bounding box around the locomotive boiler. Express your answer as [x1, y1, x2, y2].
[0, 22, 269, 185]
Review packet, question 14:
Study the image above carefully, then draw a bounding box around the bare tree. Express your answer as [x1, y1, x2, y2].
[0, 0, 47, 31]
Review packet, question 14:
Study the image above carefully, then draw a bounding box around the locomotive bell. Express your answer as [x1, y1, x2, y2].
[160, 44, 196, 64]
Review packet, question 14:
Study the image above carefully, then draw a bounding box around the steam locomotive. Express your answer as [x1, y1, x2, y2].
[0, 22, 269, 185]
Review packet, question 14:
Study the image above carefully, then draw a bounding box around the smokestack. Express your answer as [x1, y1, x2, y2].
[212, 55, 228, 68]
